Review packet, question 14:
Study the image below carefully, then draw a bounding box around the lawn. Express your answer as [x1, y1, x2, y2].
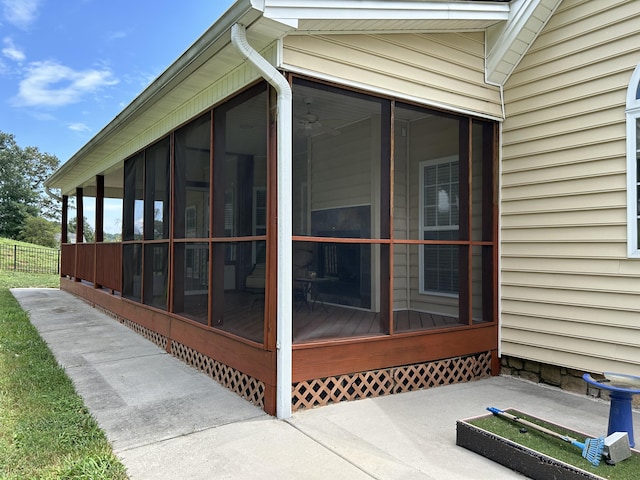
[0, 237, 60, 275]
[0, 270, 128, 479]
[469, 410, 639, 479]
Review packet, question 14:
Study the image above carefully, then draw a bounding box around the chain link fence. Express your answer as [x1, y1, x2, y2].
[0, 244, 60, 275]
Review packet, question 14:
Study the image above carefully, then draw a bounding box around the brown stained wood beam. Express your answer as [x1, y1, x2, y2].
[61, 195, 68, 245]
[76, 187, 84, 243]
[459, 119, 471, 324]
[266, 86, 278, 351]
[74, 188, 83, 282]
[96, 175, 104, 243]
[292, 325, 497, 383]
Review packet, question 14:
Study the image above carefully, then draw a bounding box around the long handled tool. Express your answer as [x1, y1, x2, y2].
[487, 407, 605, 466]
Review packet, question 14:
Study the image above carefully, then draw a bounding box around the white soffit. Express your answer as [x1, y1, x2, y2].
[262, 0, 510, 33]
[47, 1, 289, 195]
[48, 0, 523, 194]
[486, 0, 562, 85]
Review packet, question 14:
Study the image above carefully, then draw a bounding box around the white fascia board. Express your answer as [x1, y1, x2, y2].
[261, 0, 509, 23]
[486, 0, 561, 86]
[47, 0, 264, 190]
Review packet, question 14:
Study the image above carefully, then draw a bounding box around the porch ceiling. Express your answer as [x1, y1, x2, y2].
[47, 0, 527, 197]
[263, 0, 510, 33]
[47, 1, 282, 197]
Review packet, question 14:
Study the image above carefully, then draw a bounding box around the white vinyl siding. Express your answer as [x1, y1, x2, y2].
[501, 0, 640, 374]
[282, 33, 502, 119]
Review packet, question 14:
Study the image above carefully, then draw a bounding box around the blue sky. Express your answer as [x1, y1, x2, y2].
[0, 0, 235, 164]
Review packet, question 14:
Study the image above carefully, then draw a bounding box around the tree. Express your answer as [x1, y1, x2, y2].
[18, 215, 58, 248]
[22, 145, 61, 221]
[68, 216, 95, 243]
[0, 131, 61, 239]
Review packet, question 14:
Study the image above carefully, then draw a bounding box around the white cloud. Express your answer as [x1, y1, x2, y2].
[13, 60, 119, 108]
[1, 0, 41, 29]
[2, 37, 25, 62]
[68, 122, 91, 133]
[107, 31, 127, 41]
[31, 111, 55, 121]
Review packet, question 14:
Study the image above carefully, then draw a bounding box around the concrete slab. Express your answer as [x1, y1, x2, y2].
[11, 288, 640, 480]
[119, 417, 375, 480]
[288, 376, 639, 479]
[11, 288, 266, 453]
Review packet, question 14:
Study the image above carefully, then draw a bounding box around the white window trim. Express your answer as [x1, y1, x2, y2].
[418, 155, 459, 296]
[626, 64, 640, 258]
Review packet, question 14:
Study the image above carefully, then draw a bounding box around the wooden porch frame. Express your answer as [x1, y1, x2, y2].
[58, 76, 500, 416]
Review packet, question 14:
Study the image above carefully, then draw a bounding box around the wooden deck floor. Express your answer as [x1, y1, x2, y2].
[214, 292, 483, 343]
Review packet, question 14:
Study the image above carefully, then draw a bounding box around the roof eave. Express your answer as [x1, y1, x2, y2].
[486, 0, 562, 86]
[48, 0, 533, 194]
[262, 0, 510, 22]
[47, 0, 264, 190]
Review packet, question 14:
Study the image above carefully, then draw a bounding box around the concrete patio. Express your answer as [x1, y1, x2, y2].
[12, 288, 639, 479]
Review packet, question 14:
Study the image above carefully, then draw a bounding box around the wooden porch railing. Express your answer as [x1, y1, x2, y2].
[60, 243, 122, 292]
[60, 243, 75, 278]
[76, 243, 95, 283]
[96, 243, 122, 291]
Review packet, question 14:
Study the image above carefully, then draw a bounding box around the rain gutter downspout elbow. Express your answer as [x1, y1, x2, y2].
[45, 186, 63, 203]
[231, 23, 293, 420]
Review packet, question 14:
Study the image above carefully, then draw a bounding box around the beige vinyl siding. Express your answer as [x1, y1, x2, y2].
[393, 115, 461, 316]
[310, 119, 373, 212]
[282, 33, 502, 119]
[392, 116, 486, 319]
[393, 122, 410, 308]
[308, 117, 381, 310]
[501, 0, 640, 374]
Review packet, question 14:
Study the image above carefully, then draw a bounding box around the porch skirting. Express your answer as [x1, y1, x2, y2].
[291, 351, 493, 411]
[98, 297, 493, 413]
[94, 303, 267, 409]
[66, 279, 494, 415]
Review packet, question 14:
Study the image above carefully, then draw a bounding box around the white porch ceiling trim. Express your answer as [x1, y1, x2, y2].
[260, 0, 509, 22]
[486, 0, 562, 85]
[47, 0, 551, 195]
[259, 0, 510, 33]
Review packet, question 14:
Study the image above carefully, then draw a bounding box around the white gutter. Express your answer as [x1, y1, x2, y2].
[45, 186, 63, 203]
[231, 23, 293, 419]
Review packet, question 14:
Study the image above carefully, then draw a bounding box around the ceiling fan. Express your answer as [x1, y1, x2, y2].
[295, 97, 341, 137]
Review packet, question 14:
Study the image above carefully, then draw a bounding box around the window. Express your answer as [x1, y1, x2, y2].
[291, 78, 388, 341]
[393, 104, 494, 333]
[420, 156, 459, 295]
[627, 64, 640, 257]
[122, 137, 170, 309]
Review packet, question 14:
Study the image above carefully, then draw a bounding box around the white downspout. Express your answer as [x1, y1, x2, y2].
[231, 23, 293, 419]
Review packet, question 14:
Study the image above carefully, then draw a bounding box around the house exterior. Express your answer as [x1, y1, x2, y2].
[45, 0, 640, 419]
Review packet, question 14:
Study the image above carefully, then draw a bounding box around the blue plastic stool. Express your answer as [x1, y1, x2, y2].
[583, 373, 640, 448]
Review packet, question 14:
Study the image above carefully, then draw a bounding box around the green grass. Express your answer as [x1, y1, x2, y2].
[0, 270, 60, 289]
[470, 410, 639, 479]
[0, 237, 60, 275]
[0, 272, 127, 479]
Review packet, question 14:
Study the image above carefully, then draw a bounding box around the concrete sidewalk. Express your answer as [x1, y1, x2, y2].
[12, 288, 639, 479]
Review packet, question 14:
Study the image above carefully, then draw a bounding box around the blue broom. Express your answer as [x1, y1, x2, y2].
[487, 407, 605, 467]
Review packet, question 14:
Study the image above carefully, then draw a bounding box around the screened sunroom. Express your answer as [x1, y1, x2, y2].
[47, 0, 505, 417]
